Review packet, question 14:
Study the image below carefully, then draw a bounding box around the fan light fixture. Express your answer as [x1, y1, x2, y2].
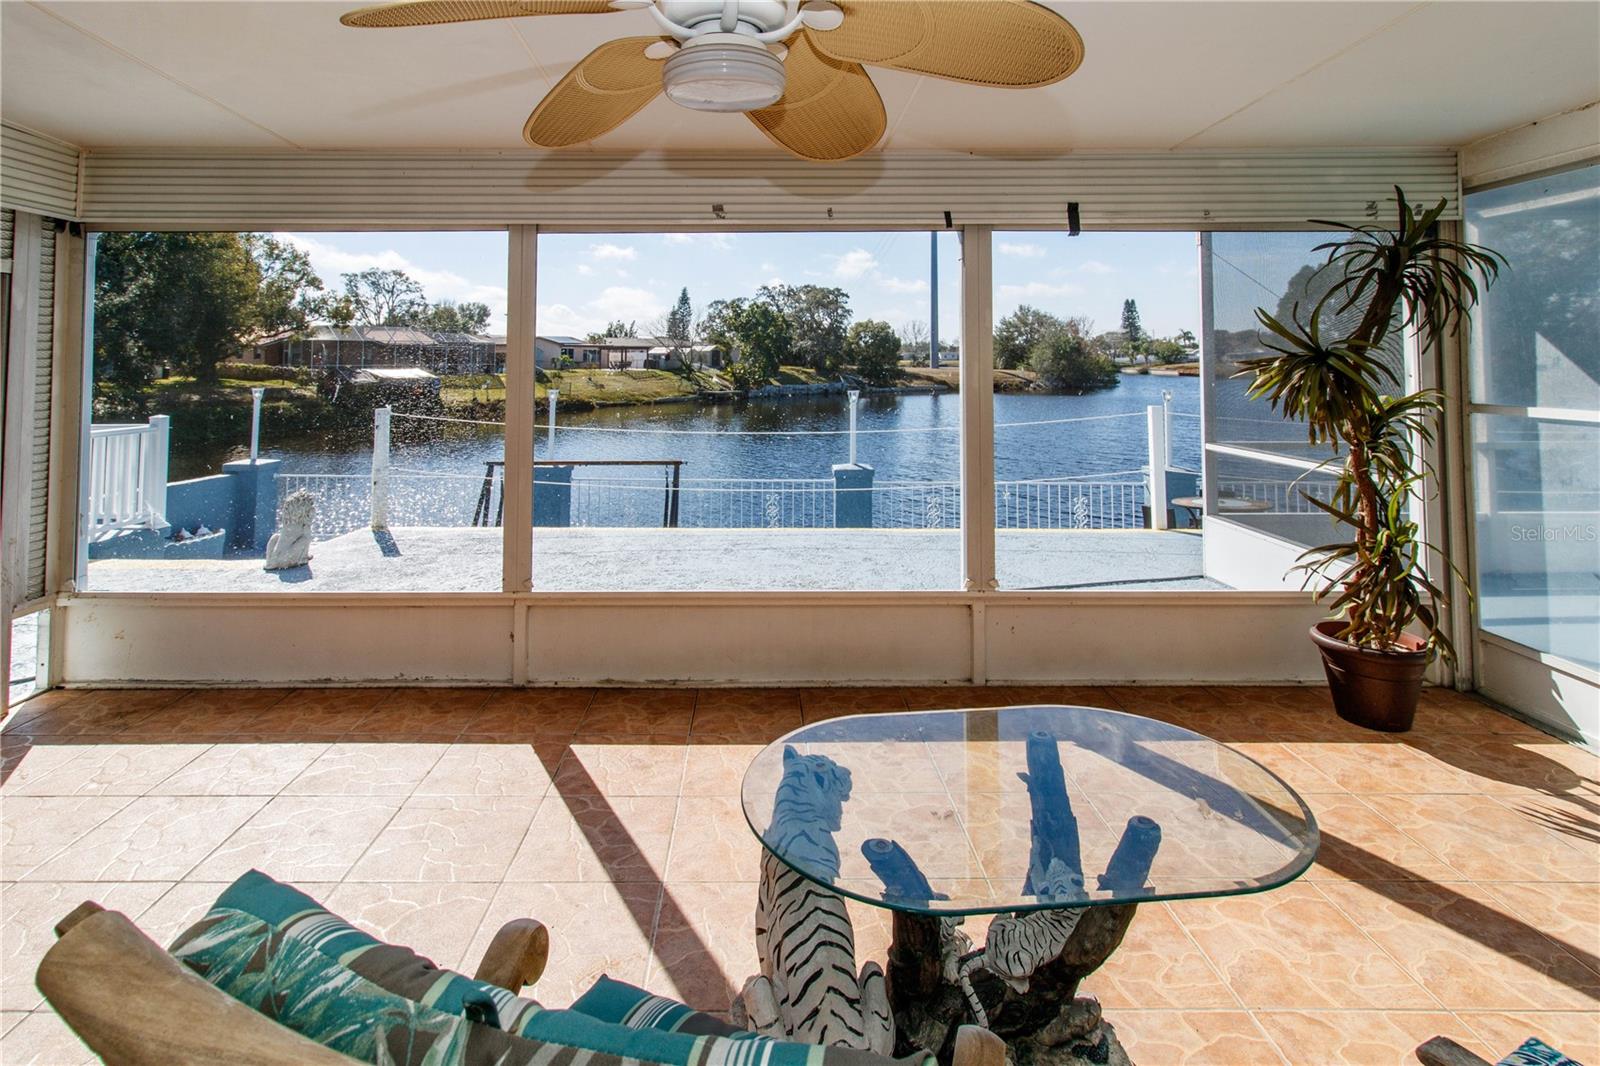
[662, 34, 785, 112]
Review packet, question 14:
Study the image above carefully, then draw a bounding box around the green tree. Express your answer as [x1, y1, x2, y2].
[1029, 331, 1120, 391]
[758, 283, 851, 371]
[845, 319, 902, 386]
[416, 300, 491, 333]
[729, 300, 790, 381]
[343, 268, 426, 326]
[1120, 298, 1145, 359]
[242, 235, 323, 336]
[1145, 337, 1188, 364]
[697, 298, 744, 348]
[1176, 328, 1198, 354]
[994, 304, 1065, 369]
[666, 287, 694, 347]
[587, 319, 637, 342]
[94, 232, 260, 388]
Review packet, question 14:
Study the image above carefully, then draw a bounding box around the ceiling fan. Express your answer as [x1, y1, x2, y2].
[339, 0, 1084, 161]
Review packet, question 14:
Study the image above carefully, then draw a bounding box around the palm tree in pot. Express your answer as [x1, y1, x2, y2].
[1239, 188, 1504, 732]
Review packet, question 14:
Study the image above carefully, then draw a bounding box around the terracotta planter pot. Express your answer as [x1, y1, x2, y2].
[1309, 621, 1433, 733]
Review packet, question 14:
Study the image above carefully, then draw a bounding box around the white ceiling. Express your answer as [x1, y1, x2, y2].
[2, 1, 1597, 154]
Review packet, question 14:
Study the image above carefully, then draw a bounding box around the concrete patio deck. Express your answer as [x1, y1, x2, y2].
[84, 527, 1222, 593]
[2, 684, 1595, 1064]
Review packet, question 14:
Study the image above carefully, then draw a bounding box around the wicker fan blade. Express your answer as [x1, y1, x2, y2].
[524, 36, 667, 148]
[811, 0, 1083, 88]
[341, 1, 616, 29]
[747, 32, 885, 162]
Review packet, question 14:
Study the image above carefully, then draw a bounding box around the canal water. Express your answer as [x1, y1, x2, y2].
[258, 374, 1202, 532]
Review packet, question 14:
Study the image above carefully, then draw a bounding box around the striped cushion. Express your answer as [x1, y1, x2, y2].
[571, 976, 935, 1066]
[1495, 1038, 1581, 1066]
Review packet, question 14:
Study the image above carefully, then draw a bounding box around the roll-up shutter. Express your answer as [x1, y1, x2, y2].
[27, 219, 55, 601]
[1, 124, 80, 220]
[1, 209, 13, 263]
[1, 212, 56, 610]
[79, 148, 1459, 230]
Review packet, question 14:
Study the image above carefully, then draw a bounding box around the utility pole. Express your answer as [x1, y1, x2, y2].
[929, 232, 940, 370]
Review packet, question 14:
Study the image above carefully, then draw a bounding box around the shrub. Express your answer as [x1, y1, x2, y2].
[1028, 333, 1119, 391]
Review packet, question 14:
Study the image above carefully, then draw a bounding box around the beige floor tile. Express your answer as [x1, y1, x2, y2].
[280, 740, 451, 796]
[147, 741, 330, 796]
[135, 881, 250, 946]
[800, 688, 908, 719]
[1174, 883, 1437, 1010]
[21, 795, 267, 882]
[1478, 881, 1600, 971]
[1358, 793, 1598, 882]
[681, 736, 761, 797]
[354, 689, 488, 735]
[189, 795, 404, 882]
[2, 741, 211, 798]
[581, 690, 697, 736]
[552, 736, 688, 797]
[323, 882, 497, 971]
[1299, 793, 1464, 883]
[1406, 734, 1600, 796]
[275, 687, 394, 716]
[665, 796, 761, 882]
[346, 795, 538, 883]
[1, 882, 171, 1011]
[1456, 1011, 1600, 1064]
[1253, 1010, 1489, 1066]
[468, 881, 660, 1007]
[0, 1008, 97, 1065]
[1410, 690, 1548, 736]
[472, 689, 595, 735]
[504, 793, 675, 883]
[1079, 903, 1237, 1010]
[690, 691, 802, 741]
[1, 796, 134, 876]
[1112, 1009, 1287, 1065]
[1496, 791, 1600, 857]
[1226, 740, 1345, 794]
[2, 698, 169, 738]
[1280, 739, 1478, 794]
[1, 1012, 24, 1038]
[647, 882, 758, 1013]
[1317, 880, 1600, 1011]
[414, 742, 555, 797]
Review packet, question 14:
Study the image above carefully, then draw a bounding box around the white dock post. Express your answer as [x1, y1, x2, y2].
[1162, 389, 1174, 468]
[249, 387, 265, 461]
[1147, 404, 1169, 530]
[847, 388, 860, 466]
[145, 414, 170, 525]
[546, 389, 558, 453]
[371, 405, 391, 531]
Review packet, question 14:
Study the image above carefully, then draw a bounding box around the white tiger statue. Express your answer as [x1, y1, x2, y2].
[264, 489, 315, 570]
[736, 746, 893, 1056]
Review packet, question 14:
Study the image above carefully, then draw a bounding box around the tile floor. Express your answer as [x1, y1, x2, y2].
[1, 685, 1596, 1065]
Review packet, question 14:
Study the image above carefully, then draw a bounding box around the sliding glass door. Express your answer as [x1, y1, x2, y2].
[1463, 163, 1600, 742]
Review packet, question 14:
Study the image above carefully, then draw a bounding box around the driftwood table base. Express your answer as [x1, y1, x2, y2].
[888, 906, 1138, 1066]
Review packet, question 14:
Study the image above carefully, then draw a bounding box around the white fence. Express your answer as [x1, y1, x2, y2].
[86, 417, 169, 536]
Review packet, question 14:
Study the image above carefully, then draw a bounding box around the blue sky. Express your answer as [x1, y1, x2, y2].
[281, 229, 1206, 340]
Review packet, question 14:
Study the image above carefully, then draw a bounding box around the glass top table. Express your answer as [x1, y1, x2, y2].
[741, 704, 1319, 917]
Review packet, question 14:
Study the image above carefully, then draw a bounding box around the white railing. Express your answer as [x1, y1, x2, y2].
[1215, 478, 1338, 513]
[998, 478, 1148, 529]
[86, 416, 169, 536]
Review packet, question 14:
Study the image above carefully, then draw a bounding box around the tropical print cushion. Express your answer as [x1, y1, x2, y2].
[1495, 1037, 1582, 1066]
[570, 976, 936, 1066]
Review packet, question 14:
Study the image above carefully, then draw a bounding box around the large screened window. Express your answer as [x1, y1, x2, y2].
[79, 230, 508, 593]
[989, 232, 1208, 590]
[524, 231, 962, 592]
[1465, 164, 1600, 670]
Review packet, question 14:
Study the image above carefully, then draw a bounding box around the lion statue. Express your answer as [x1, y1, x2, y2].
[264, 489, 315, 570]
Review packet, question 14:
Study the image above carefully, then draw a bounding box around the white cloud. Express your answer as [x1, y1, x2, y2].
[662, 233, 734, 251]
[1077, 259, 1115, 275]
[278, 232, 509, 332]
[878, 275, 929, 294]
[589, 242, 638, 262]
[576, 263, 594, 276]
[831, 248, 878, 280]
[589, 285, 667, 322]
[997, 280, 1084, 303]
[998, 241, 1047, 258]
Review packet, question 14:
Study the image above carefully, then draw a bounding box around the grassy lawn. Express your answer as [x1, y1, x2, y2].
[537, 369, 699, 407]
[898, 366, 1037, 391]
[148, 374, 313, 395]
[773, 365, 828, 386]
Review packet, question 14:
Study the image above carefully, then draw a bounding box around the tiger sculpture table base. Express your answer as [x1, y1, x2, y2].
[886, 905, 1137, 1066]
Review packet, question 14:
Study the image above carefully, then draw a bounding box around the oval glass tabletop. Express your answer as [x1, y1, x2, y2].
[740, 705, 1319, 916]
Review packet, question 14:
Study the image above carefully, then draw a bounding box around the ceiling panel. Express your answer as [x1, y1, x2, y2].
[2, 1, 1596, 153]
[1186, 1, 1600, 148]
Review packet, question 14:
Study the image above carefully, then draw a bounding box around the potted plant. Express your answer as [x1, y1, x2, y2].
[1238, 188, 1504, 732]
